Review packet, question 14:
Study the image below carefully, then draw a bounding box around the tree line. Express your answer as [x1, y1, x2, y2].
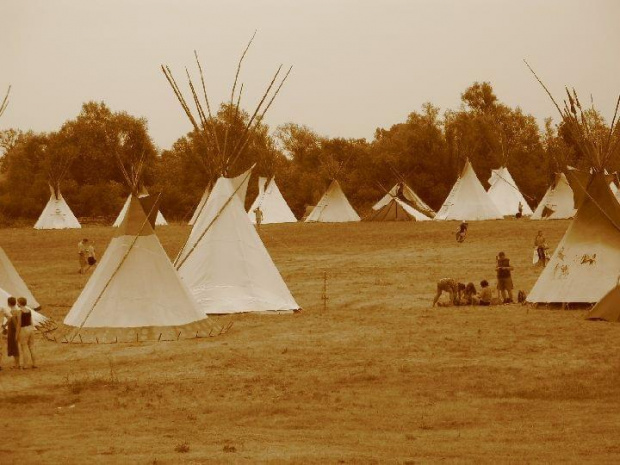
[0, 82, 617, 224]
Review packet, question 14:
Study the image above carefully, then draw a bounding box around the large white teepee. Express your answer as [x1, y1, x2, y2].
[176, 171, 299, 314]
[189, 187, 210, 225]
[527, 173, 620, 304]
[373, 183, 435, 218]
[434, 160, 503, 221]
[113, 187, 167, 227]
[34, 185, 81, 230]
[305, 180, 360, 223]
[248, 177, 297, 224]
[487, 167, 533, 216]
[62, 195, 211, 342]
[0, 247, 40, 309]
[531, 173, 576, 220]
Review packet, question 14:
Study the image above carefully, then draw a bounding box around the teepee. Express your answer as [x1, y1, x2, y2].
[524, 67, 620, 304]
[0, 287, 51, 331]
[60, 152, 213, 342]
[367, 197, 431, 222]
[487, 167, 533, 216]
[163, 34, 298, 314]
[189, 186, 210, 225]
[0, 247, 40, 309]
[34, 138, 81, 229]
[113, 186, 167, 227]
[305, 180, 360, 223]
[586, 280, 620, 322]
[34, 185, 81, 229]
[248, 177, 297, 224]
[435, 160, 503, 221]
[531, 172, 576, 220]
[176, 170, 299, 313]
[373, 182, 435, 219]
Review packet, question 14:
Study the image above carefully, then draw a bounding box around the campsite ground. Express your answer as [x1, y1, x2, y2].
[0, 220, 619, 464]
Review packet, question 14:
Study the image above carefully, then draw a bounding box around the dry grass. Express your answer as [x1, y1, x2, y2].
[0, 219, 619, 463]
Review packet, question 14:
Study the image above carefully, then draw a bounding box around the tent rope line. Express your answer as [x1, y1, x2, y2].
[175, 167, 254, 270]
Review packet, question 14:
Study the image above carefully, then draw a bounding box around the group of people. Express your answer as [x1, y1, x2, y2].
[432, 251, 515, 307]
[1, 297, 36, 370]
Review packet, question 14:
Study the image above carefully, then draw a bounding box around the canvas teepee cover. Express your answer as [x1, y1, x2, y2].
[305, 180, 360, 223]
[113, 187, 167, 227]
[34, 185, 81, 230]
[176, 171, 299, 314]
[0, 247, 40, 309]
[248, 177, 297, 224]
[62, 195, 211, 342]
[434, 160, 503, 221]
[527, 174, 620, 304]
[586, 281, 620, 322]
[373, 183, 435, 218]
[531, 173, 576, 220]
[487, 167, 533, 216]
[189, 187, 210, 225]
[368, 197, 431, 222]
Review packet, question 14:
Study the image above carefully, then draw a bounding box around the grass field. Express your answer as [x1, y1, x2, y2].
[0, 219, 619, 464]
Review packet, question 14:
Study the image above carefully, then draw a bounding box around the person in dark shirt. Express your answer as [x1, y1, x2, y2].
[496, 252, 514, 303]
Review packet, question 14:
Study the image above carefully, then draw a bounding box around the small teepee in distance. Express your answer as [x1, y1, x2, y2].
[305, 180, 360, 223]
[487, 166, 533, 216]
[435, 159, 503, 221]
[163, 34, 299, 314]
[248, 176, 296, 224]
[58, 145, 217, 343]
[525, 62, 620, 304]
[34, 139, 81, 230]
[530, 172, 576, 220]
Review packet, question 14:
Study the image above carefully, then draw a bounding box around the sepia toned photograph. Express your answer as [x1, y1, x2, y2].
[1, 0, 620, 463]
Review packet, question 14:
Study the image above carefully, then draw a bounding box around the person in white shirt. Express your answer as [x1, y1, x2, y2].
[1, 297, 19, 369]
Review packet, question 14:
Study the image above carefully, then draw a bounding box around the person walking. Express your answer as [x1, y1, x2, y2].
[253, 206, 263, 229]
[16, 297, 36, 369]
[534, 231, 547, 266]
[496, 252, 514, 304]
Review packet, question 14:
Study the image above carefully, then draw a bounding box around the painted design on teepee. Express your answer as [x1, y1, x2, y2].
[305, 180, 360, 223]
[0, 247, 41, 309]
[34, 185, 81, 229]
[248, 177, 296, 224]
[487, 167, 533, 216]
[373, 183, 435, 219]
[435, 160, 503, 221]
[528, 174, 620, 303]
[176, 170, 299, 314]
[61, 195, 213, 342]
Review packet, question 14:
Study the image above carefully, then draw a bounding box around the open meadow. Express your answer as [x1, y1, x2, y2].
[0, 219, 619, 464]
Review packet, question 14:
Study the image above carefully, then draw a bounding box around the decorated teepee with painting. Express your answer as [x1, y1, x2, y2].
[525, 63, 620, 305]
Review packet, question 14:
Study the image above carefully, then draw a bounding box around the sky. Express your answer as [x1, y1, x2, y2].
[2, 0, 619, 150]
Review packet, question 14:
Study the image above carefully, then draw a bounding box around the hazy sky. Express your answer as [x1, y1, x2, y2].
[2, 0, 619, 150]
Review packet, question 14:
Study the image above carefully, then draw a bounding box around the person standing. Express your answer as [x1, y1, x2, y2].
[16, 297, 36, 369]
[496, 252, 514, 303]
[534, 231, 547, 266]
[78, 238, 96, 274]
[253, 206, 263, 229]
[0, 297, 19, 370]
